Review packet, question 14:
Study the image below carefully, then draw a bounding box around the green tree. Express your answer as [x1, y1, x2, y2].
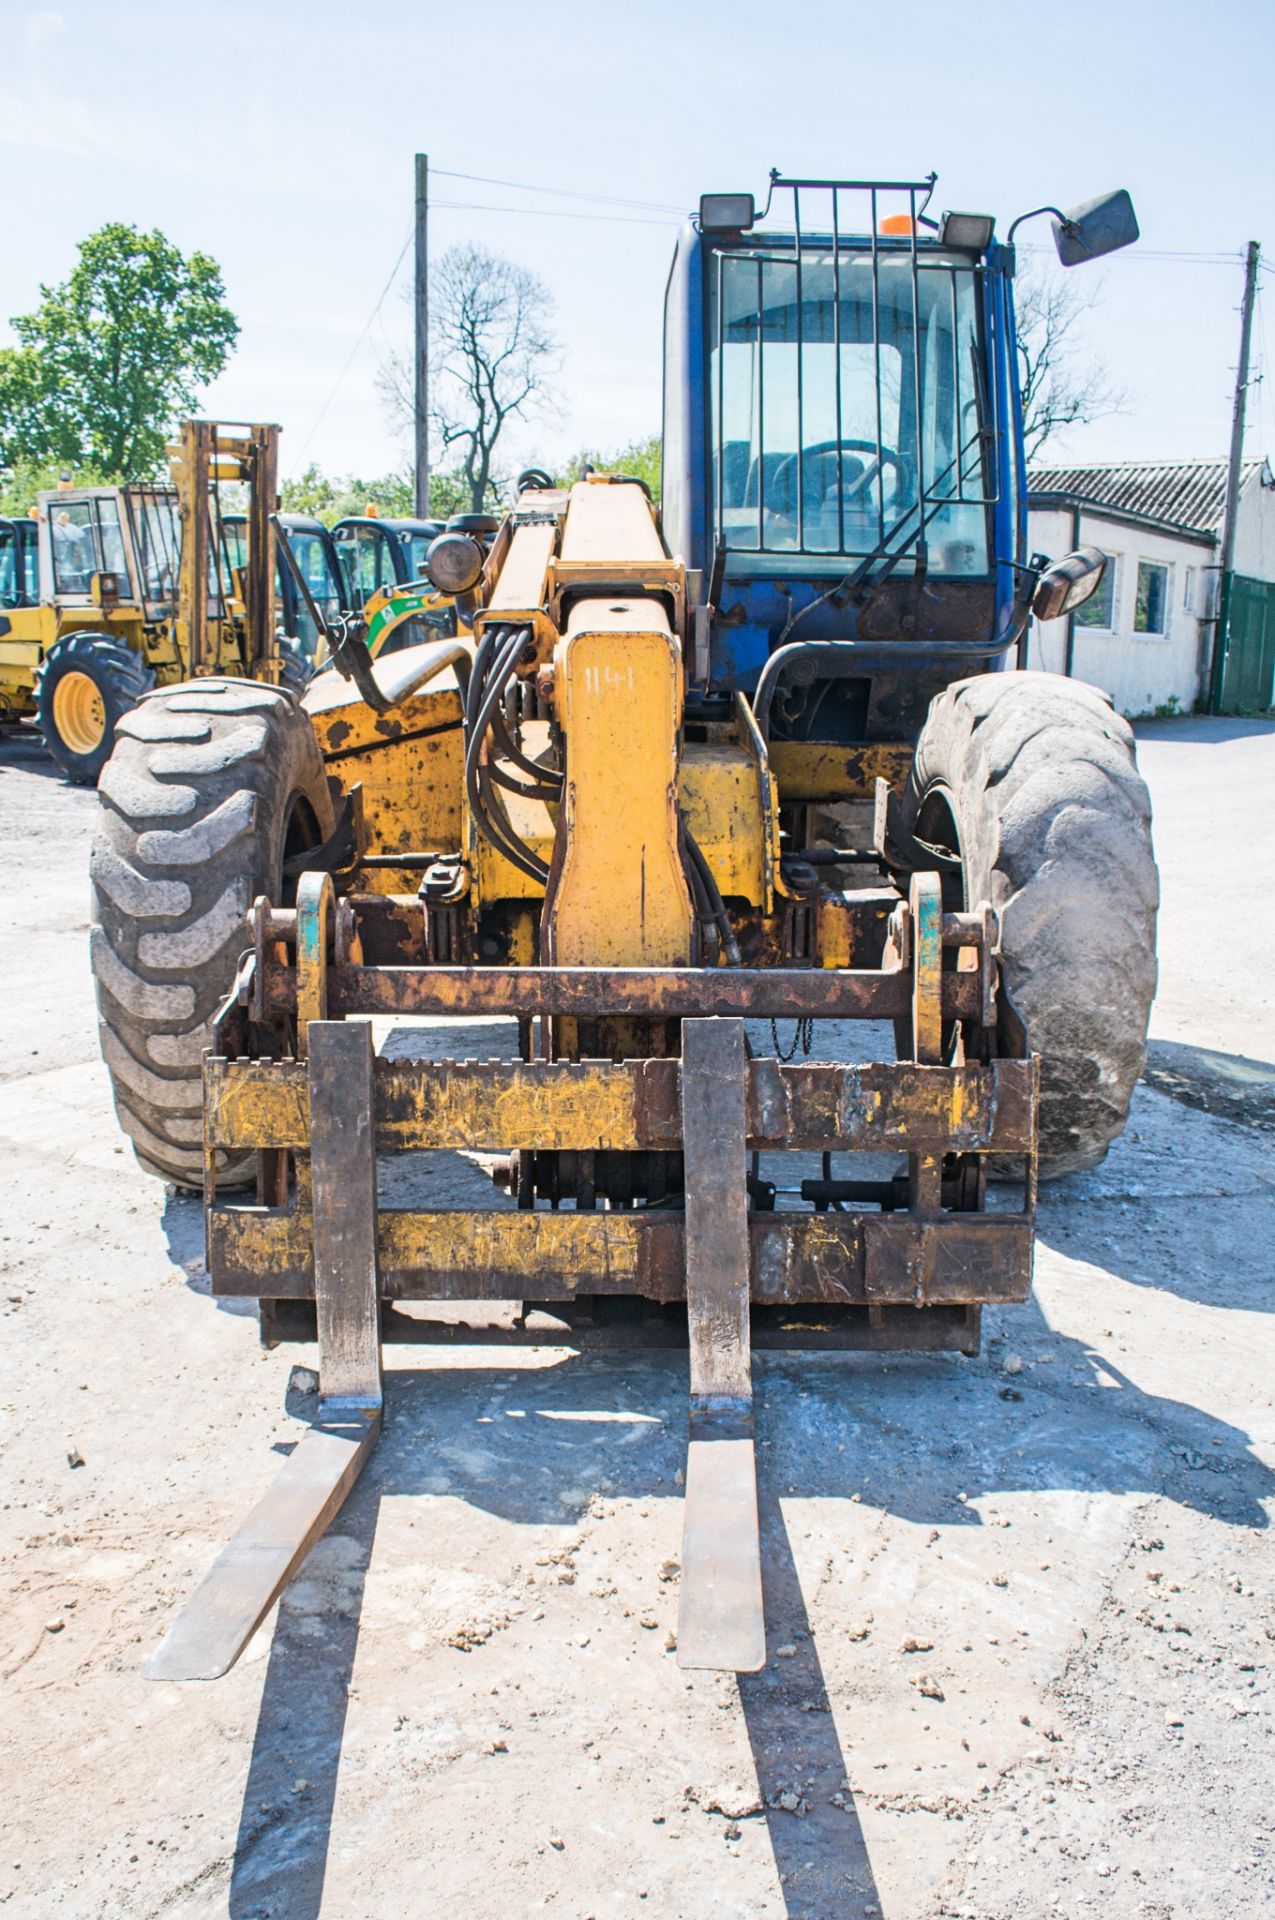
[0, 224, 238, 477]
[559, 434, 661, 503]
[0, 456, 110, 517]
[280, 464, 419, 524]
[279, 462, 486, 525]
[378, 244, 558, 512]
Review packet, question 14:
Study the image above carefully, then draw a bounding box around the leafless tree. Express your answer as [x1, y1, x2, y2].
[379, 243, 558, 512]
[1014, 256, 1126, 463]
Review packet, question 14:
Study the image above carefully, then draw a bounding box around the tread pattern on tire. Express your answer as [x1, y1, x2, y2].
[34, 631, 156, 785]
[902, 670, 1159, 1178]
[91, 678, 333, 1188]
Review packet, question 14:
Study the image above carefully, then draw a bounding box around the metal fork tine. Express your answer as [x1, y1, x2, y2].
[677, 1018, 765, 1672]
[146, 1414, 380, 1681]
[148, 1020, 384, 1681]
[679, 1415, 765, 1671]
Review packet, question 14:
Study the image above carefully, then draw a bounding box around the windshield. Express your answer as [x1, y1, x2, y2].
[711, 247, 991, 575]
[334, 523, 399, 605]
[398, 530, 436, 579]
[0, 524, 18, 606]
[49, 496, 132, 596]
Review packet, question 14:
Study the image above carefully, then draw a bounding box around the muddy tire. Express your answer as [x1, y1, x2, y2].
[91, 679, 334, 1188]
[35, 631, 155, 785]
[901, 671, 1158, 1179]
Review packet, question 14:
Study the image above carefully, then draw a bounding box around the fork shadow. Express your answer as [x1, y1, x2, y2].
[217, 1298, 1272, 1920]
[224, 1345, 881, 1920]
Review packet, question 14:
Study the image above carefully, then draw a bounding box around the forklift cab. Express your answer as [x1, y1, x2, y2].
[0, 516, 40, 608]
[222, 513, 348, 659]
[379, 517, 445, 583]
[331, 516, 403, 605]
[662, 174, 1135, 738]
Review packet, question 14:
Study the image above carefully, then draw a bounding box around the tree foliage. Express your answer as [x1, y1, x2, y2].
[0, 224, 237, 478]
[281, 463, 414, 522]
[1015, 258, 1125, 464]
[559, 434, 661, 503]
[0, 456, 111, 517]
[380, 243, 557, 512]
[279, 462, 485, 524]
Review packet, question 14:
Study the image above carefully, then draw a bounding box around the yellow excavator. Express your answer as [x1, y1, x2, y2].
[90, 173, 1155, 1678]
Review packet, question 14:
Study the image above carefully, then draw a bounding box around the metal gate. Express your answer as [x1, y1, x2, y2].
[1216, 573, 1275, 712]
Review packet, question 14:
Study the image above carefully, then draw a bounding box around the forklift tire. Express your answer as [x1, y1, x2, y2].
[91, 679, 335, 1189]
[901, 671, 1158, 1179]
[34, 630, 155, 785]
[276, 634, 313, 694]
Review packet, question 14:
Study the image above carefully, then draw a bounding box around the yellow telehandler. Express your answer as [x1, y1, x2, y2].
[90, 174, 1156, 1679]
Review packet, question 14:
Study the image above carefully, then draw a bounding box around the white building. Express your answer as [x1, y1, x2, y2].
[1026, 458, 1275, 716]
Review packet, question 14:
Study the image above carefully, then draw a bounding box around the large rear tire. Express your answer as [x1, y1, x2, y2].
[901, 671, 1158, 1179]
[91, 678, 334, 1188]
[35, 631, 155, 785]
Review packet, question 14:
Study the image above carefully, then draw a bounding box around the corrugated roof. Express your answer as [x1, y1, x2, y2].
[1027, 458, 1270, 536]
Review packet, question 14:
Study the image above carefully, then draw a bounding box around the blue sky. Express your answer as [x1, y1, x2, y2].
[4, 0, 1272, 483]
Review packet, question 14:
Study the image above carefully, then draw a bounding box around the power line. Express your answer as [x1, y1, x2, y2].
[1020, 241, 1249, 267]
[432, 197, 680, 228]
[293, 228, 412, 467]
[431, 166, 686, 216]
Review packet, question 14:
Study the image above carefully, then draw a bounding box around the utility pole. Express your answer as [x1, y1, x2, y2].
[414, 152, 430, 519]
[1209, 238, 1260, 710]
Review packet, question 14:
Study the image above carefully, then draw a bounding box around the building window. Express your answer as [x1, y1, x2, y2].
[1184, 566, 1196, 611]
[1074, 552, 1116, 628]
[1135, 560, 1169, 635]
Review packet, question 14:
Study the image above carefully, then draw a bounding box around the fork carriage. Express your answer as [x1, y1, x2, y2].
[145, 861, 1036, 1683]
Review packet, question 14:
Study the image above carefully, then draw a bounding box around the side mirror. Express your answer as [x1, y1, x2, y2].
[1053, 188, 1139, 267]
[1031, 547, 1107, 622]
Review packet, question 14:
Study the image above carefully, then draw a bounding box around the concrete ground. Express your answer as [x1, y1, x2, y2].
[0, 715, 1271, 1920]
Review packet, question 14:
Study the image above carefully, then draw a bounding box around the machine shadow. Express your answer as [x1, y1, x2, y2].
[228, 1509, 376, 1920]
[0, 728, 71, 779]
[1003, 1080, 1275, 1316]
[739, 1493, 879, 1918]
[219, 1303, 1271, 1915]
[1141, 1038, 1275, 1134]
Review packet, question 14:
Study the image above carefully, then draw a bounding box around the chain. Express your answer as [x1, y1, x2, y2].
[769, 1017, 814, 1062]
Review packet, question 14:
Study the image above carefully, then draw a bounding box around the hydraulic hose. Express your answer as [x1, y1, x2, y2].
[683, 824, 741, 966]
[751, 636, 1015, 741]
[465, 624, 551, 884]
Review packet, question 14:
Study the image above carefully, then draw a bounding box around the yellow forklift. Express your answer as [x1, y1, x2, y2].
[0, 422, 307, 783]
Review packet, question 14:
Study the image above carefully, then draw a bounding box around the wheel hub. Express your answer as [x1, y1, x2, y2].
[52, 670, 106, 755]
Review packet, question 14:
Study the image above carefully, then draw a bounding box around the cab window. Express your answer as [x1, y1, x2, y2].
[50, 502, 98, 593]
[286, 531, 344, 655]
[0, 524, 17, 606]
[96, 497, 128, 581]
[334, 523, 399, 606]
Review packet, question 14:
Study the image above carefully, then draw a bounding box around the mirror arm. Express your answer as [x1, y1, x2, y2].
[1006, 205, 1072, 246]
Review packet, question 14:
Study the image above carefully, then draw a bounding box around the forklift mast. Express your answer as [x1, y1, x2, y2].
[173, 419, 280, 679]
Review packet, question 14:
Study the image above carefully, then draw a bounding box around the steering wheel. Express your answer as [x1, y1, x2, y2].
[770, 440, 904, 516]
